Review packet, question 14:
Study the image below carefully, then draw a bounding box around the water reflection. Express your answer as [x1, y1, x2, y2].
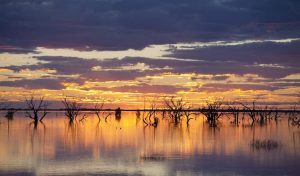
[0, 112, 299, 175]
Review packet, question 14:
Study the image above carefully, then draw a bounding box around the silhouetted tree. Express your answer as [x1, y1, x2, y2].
[272, 107, 280, 121]
[164, 96, 191, 125]
[227, 101, 240, 125]
[288, 104, 300, 126]
[240, 100, 257, 122]
[257, 105, 272, 125]
[93, 101, 112, 123]
[94, 101, 104, 119]
[201, 100, 224, 127]
[184, 109, 193, 127]
[142, 98, 158, 126]
[25, 95, 49, 122]
[62, 97, 81, 123]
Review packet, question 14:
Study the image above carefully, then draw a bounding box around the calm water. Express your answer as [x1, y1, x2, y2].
[0, 112, 299, 176]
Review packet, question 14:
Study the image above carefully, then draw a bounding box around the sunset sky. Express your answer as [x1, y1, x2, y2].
[0, 0, 300, 108]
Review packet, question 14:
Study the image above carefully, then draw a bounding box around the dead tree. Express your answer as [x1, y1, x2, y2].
[94, 101, 104, 122]
[289, 116, 300, 126]
[201, 100, 224, 127]
[257, 105, 272, 125]
[240, 101, 257, 122]
[184, 109, 193, 127]
[227, 101, 240, 125]
[5, 108, 17, 120]
[288, 104, 300, 126]
[142, 98, 158, 126]
[164, 97, 187, 124]
[25, 96, 49, 122]
[92, 101, 112, 124]
[143, 105, 155, 125]
[267, 107, 280, 121]
[104, 112, 112, 122]
[62, 97, 81, 123]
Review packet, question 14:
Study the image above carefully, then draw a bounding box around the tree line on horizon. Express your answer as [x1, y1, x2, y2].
[0, 94, 299, 128]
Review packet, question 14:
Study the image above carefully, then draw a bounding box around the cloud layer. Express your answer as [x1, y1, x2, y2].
[0, 0, 300, 106]
[1, 0, 300, 50]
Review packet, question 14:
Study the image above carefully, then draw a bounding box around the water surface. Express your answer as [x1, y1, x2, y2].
[0, 112, 299, 176]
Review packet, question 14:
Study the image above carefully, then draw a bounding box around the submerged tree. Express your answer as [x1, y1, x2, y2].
[94, 101, 104, 119]
[62, 97, 81, 123]
[201, 100, 224, 127]
[288, 104, 300, 126]
[25, 95, 49, 122]
[227, 101, 240, 125]
[257, 105, 273, 125]
[164, 96, 193, 126]
[184, 109, 193, 127]
[288, 94, 300, 126]
[240, 100, 257, 122]
[93, 101, 112, 123]
[142, 98, 158, 126]
[5, 108, 17, 120]
[164, 96, 185, 124]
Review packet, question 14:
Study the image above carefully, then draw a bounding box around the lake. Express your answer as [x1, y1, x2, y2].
[0, 111, 299, 176]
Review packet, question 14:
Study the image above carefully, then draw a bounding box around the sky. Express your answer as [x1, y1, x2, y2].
[0, 0, 300, 108]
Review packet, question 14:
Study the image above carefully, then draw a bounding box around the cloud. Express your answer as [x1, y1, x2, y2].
[91, 62, 172, 72]
[0, 0, 299, 104]
[198, 83, 279, 92]
[168, 40, 300, 78]
[89, 84, 189, 94]
[2, 37, 299, 80]
[0, 78, 65, 90]
[1, 0, 300, 50]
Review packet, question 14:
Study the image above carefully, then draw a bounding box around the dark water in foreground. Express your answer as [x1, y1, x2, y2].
[0, 112, 299, 176]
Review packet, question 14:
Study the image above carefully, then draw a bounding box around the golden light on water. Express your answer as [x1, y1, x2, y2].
[1, 1, 300, 175]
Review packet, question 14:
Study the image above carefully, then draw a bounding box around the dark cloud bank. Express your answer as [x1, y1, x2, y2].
[1, 0, 300, 50]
